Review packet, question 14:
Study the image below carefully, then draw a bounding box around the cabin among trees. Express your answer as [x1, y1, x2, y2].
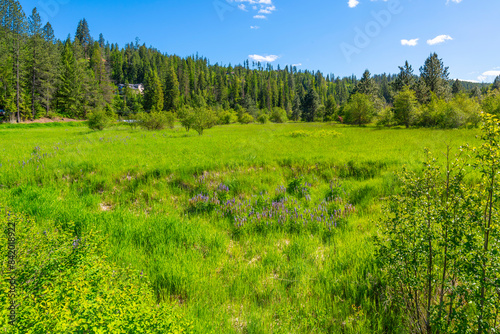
[118, 84, 144, 94]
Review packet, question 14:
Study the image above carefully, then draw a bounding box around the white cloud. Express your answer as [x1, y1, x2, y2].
[259, 5, 276, 14]
[234, 0, 272, 4]
[233, 0, 276, 19]
[250, 26, 260, 29]
[483, 70, 500, 77]
[458, 79, 479, 83]
[292, 63, 302, 67]
[348, 0, 360, 8]
[348, 0, 392, 8]
[427, 35, 453, 45]
[248, 54, 279, 62]
[401, 38, 419, 46]
[476, 70, 500, 82]
[446, 0, 462, 4]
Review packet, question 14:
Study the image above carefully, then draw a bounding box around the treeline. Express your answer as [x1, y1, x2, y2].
[1, 0, 500, 129]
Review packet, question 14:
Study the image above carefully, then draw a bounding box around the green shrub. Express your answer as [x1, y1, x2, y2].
[257, 113, 269, 124]
[482, 89, 500, 116]
[270, 107, 288, 123]
[450, 93, 482, 127]
[218, 109, 237, 125]
[178, 106, 217, 134]
[417, 93, 479, 129]
[177, 106, 195, 131]
[393, 87, 418, 128]
[0, 210, 193, 333]
[239, 112, 254, 124]
[376, 106, 396, 127]
[376, 114, 500, 332]
[87, 108, 115, 131]
[137, 110, 175, 131]
[343, 93, 374, 126]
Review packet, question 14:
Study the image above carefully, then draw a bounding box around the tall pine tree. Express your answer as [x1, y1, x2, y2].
[143, 69, 163, 112]
[27, 7, 43, 119]
[75, 18, 91, 58]
[420, 53, 450, 99]
[39, 22, 59, 115]
[164, 66, 179, 112]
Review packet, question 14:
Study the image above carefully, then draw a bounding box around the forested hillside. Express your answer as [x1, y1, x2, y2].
[0, 0, 499, 129]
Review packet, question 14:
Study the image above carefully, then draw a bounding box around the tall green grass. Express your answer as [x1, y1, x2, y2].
[0, 122, 480, 332]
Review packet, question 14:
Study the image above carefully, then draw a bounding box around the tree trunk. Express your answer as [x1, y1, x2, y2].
[32, 47, 36, 121]
[16, 39, 20, 124]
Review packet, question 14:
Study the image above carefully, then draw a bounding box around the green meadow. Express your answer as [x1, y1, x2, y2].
[0, 122, 480, 333]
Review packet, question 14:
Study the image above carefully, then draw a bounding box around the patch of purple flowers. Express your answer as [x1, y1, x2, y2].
[188, 181, 356, 235]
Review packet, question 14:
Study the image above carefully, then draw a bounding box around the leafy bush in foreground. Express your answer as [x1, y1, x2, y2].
[0, 210, 192, 333]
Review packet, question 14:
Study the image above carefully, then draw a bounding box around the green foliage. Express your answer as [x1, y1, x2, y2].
[377, 114, 500, 332]
[482, 89, 500, 116]
[191, 107, 217, 135]
[355, 70, 379, 97]
[0, 210, 193, 333]
[270, 107, 288, 123]
[164, 67, 180, 112]
[217, 109, 237, 125]
[375, 106, 396, 127]
[137, 110, 174, 131]
[257, 113, 269, 124]
[450, 93, 482, 128]
[452, 79, 463, 95]
[343, 93, 374, 126]
[323, 95, 337, 122]
[143, 69, 164, 112]
[239, 112, 254, 124]
[87, 108, 115, 131]
[393, 87, 418, 128]
[419, 53, 450, 99]
[302, 89, 320, 122]
[288, 130, 342, 138]
[417, 93, 482, 129]
[392, 61, 416, 93]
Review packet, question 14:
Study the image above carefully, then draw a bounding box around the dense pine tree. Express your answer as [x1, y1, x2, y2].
[27, 7, 43, 119]
[57, 39, 80, 117]
[143, 69, 163, 112]
[354, 70, 378, 97]
[420, 53, 450, 99]
[452, 79, 463, 95]
[302, 88, 320, 122]
[164, 66, 179, 112]
[75, 18, 92, 58]
[493, 76, 500, 91]
[39, 22, 58, 115]
[392, 61, 416, 93]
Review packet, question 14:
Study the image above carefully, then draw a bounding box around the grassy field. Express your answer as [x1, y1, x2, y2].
[0, 121, 480, 333]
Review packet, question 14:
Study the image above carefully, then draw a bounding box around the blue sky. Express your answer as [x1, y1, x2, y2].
[20, 0, 500, 82]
